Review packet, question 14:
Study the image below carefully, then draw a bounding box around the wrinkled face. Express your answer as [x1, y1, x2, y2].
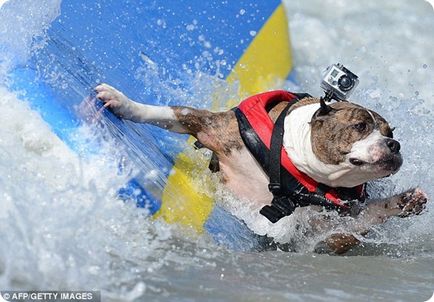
[310, 102, 402, 181]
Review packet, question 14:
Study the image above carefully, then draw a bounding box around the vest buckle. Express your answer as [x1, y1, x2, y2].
[268, 183, 281, 194]
[260, 195, 296, 223]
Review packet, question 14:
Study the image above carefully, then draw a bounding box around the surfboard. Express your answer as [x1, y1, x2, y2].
[8, 0, 295, 247]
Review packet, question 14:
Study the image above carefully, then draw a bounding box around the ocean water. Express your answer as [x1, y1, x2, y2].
[0, 0, 433, 301]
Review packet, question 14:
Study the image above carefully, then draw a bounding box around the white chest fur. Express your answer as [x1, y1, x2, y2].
[282, 103, 355, 187]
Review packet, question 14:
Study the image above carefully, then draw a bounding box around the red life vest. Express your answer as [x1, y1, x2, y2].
[234, 90, 365, 210]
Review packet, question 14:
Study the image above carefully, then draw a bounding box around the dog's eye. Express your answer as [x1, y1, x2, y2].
[353, 122, 367, 132]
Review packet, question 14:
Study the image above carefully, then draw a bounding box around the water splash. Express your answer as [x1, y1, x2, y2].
[0, 0, 61, 77]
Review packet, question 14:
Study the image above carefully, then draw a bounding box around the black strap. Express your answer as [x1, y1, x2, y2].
[267, 103, 292, 195]
[260, 103, 297, 223]
[260, 196, 296, 223]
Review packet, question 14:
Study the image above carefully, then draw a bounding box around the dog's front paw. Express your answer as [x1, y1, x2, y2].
[397, 188, 428, 217]
[95, 83, 135, 118]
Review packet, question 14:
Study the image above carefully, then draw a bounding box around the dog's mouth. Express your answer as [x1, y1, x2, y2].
[377, 155, 403, 174]
[350, 154, 403, 173]
[349, 158, 366, 166]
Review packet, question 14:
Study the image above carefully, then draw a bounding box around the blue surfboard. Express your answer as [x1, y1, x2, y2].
[8, 0, 294, 249]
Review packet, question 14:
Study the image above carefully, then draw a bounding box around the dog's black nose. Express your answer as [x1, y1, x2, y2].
[386, 139, 401, 154]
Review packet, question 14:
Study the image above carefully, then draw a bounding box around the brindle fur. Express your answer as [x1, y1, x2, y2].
[173, 107, 243, 156]
[310, 100, 394, 165]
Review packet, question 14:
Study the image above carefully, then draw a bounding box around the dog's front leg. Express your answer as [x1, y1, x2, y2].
[95, 83, 237, 153]
[95, 83, 198, 134]
[315, 188, 428, 254]
[357, 187, 428, 225]
[96, 83, 229, 144]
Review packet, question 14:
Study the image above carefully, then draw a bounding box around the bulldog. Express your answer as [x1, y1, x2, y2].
[95, 83, 428, 254]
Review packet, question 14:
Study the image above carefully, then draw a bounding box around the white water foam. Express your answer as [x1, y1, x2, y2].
[0, 0, 211, 295]
[0, 1, 9, 9]
[0, 0, 61, 77]
[0, 85, 220, 297]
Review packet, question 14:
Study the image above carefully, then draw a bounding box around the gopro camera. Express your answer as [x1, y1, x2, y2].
[321, 63, 359, 101]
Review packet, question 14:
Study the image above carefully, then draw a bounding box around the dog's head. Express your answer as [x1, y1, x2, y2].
[309, 101, 402, 186]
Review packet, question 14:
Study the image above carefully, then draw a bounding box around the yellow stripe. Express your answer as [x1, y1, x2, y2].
[155, 149, 214, 232]
[158, 3, 293, 232]
[226, 4, 293, 104]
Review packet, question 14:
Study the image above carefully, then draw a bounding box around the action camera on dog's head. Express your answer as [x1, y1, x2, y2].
[321, 63, 359, 101]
